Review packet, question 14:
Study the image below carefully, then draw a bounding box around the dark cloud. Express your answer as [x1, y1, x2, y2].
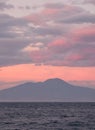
[84, 0, 95, 5]
[71, 25, 95, 42]
[18, 5, 31, 10]
[59, 13, 95, 24]
[0, 14, 14, 23]
[0, 12, 48, 67]
[25, 3, 84, 26]
[0, 56, 32, 67]
[0, 37, 32, 67]
[0, 14, 29, 39]
[25, 6, 31, 10]
[33, 26, 66, 36]
[45, 3, 64, 9]
[0, 1, 14, 10]
[0, 14, 28, 27]
[0, 2, 95, 67]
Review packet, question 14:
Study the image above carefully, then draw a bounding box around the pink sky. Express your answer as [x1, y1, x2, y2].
[0, 64, 95, 82]
[0, 0, 95, 89]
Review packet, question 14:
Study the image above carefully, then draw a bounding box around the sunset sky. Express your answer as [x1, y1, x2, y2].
[0, 0, 95, 90]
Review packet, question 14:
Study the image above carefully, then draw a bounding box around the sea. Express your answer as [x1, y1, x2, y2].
[0, 102, 95, 130]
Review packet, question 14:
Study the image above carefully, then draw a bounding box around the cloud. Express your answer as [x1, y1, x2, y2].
[21, 42, 44, 52]
[59, 13, 95, 24]
[45, 3, 64, 9]
[0, 2, 95, 67]
[0, 1, 14, 10]
[0, 38, 32, 67]
[84, 0, 95, 5]
[48, 39, 68, 53]
[0, 13, 37, 67]
[33, 26, 65, 36]
[72, 25, 95, 42]
[18, 5, 31, 10]
[25, 3, 83, 25]
[29, 24, 95, 67]
[0, 14, 29, 39]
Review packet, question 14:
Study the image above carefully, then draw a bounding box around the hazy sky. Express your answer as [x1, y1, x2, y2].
[0, 0, 95, 89]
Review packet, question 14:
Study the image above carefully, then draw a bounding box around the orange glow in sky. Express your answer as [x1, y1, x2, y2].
[0, 64, 95, 83]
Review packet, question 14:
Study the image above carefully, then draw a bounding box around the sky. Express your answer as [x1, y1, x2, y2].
[0, 0, 95, 89]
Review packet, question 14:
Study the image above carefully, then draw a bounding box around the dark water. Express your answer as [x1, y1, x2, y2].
[0, 102, 95, 130]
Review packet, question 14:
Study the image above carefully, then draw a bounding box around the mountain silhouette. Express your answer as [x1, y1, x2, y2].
[0, 78, 95, 102]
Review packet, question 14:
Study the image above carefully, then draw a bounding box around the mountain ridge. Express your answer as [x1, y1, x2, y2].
[0, 78, 95, 102]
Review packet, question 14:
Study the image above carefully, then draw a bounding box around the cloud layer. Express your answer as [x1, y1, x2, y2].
[0, 0, 95, 67]
[0, 1, 14, 10]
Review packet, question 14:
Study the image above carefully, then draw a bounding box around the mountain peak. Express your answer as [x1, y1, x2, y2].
[45, 78, 63, 82]
[0, 78, 95, 102]
[44, 78, 66, 84]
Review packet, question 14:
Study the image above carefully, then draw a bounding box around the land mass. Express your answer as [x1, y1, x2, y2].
[0, 78, 95, 102]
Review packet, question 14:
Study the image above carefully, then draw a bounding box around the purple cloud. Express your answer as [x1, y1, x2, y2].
[0, 1, 14, 10]
[0, 2, 95, 67]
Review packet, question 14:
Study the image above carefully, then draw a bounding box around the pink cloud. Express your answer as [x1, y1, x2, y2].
[31, 49, 52, 64]
[48, 38, 68, 53]
[84, 46, 95, 54]
[25, 3, 83, 26]
[42, 8, 59, 15]
[72, 25, 95, 42]
[25, 8, 59, 25]
[25, 8, 58, 25]
[29, 32, 95, 66]
[24, 5, 95, 67]
[25, 13, 44, 25]
[30, 39, 69, 64]
[66, 53, 83, 61]
[46, 53, 84, 66]
[31, 50, 47, 63]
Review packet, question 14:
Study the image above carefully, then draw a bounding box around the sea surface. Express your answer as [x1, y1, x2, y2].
[0, 102, 95, 130]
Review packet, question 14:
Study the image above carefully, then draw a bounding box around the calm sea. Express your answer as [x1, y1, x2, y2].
[0, 102, 95, 130]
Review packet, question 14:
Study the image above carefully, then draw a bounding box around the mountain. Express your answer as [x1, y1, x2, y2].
[0, 78, 95, 102]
